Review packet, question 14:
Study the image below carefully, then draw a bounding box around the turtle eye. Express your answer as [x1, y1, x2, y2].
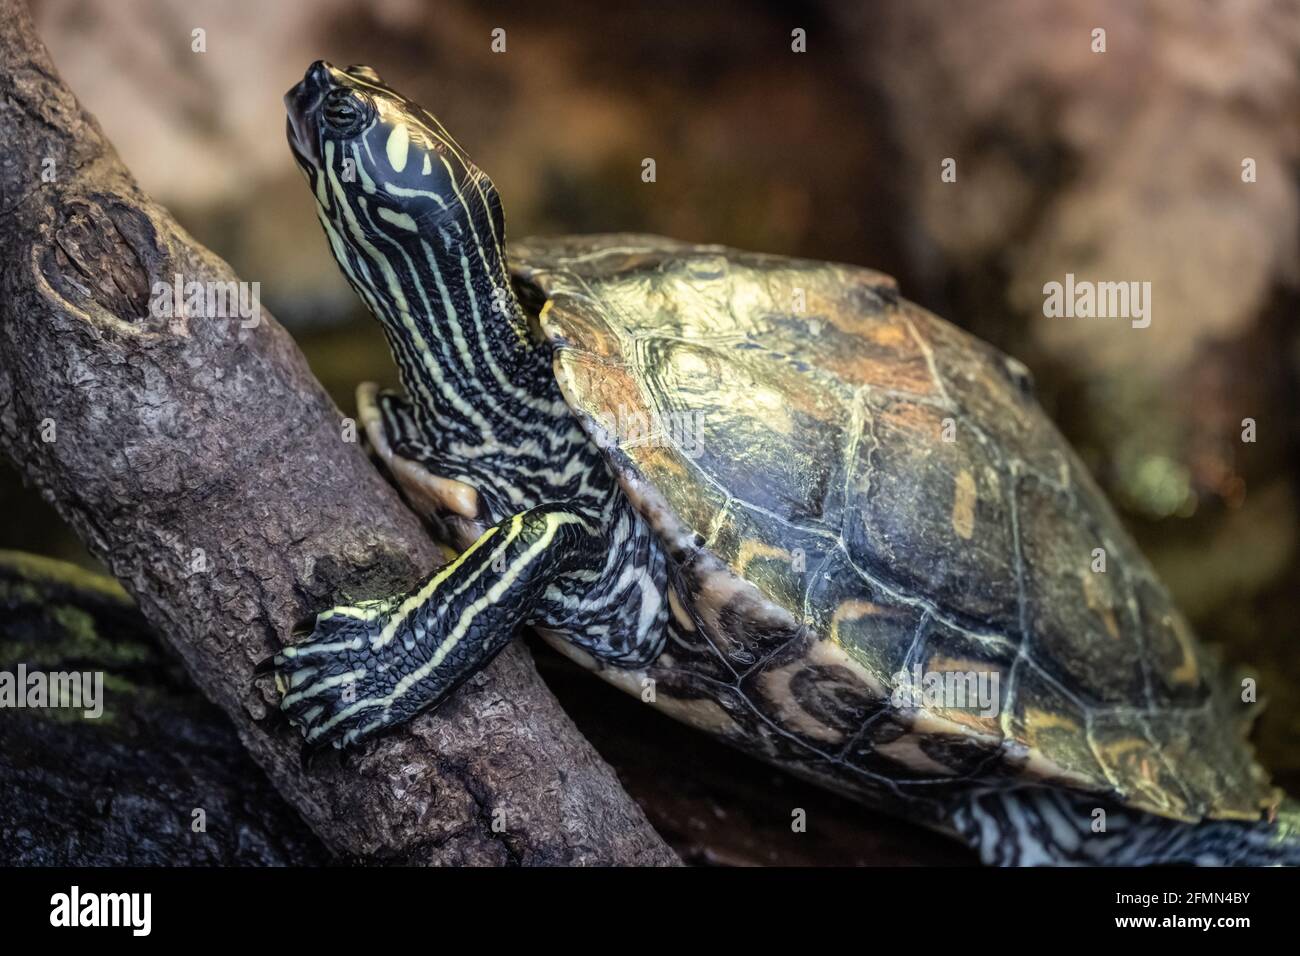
[321, 89, 370, 137]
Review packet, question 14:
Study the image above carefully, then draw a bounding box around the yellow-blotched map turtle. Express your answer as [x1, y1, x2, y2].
[262, 60, 1298, 865]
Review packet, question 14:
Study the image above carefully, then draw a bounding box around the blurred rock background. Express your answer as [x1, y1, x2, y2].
[3, 0, 1297, 862]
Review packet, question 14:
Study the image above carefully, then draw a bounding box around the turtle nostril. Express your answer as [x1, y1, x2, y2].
[290, 60, 337, 101]
[287, 64, 324, 110]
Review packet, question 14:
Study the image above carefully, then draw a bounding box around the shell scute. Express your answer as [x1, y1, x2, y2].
[848, 398, 1022, 634]
[906, 617, 1015, 745]
[1005, 663, 1108, 786]
[803, 550, 922, 695]
[1016, 471, 1150, 706]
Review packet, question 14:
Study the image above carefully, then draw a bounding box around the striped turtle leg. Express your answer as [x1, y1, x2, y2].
[356, 382, 486, 534]
[265, 503, 627, 750]
[367, 386, 425, 458]
[953, 788, 1300, 865]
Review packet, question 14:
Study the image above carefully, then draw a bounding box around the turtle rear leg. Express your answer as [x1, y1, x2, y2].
[356, 382, 485, 541]
[954, 788, 1300, 865]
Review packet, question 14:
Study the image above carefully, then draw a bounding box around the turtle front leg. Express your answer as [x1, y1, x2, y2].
[261, 504, 597, 751]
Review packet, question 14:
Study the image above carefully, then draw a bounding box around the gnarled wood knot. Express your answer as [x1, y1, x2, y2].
[45, 198, 151, 324]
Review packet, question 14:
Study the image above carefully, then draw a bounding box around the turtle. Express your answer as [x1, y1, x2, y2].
[263, 60, 1300, 865]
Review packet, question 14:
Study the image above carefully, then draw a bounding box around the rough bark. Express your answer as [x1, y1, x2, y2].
[0, 0, 676, 865]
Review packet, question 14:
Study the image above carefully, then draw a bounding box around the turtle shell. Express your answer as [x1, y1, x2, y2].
[510, 234, 1277, 825]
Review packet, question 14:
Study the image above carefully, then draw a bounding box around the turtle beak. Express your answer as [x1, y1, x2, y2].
[284, 60, 337, 168]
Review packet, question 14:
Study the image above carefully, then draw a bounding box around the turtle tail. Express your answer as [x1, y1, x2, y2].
[952, 788, 1300, 866]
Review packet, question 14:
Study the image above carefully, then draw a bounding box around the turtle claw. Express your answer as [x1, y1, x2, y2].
[262, 597, 410, 752]
[253, 652, 280, 677]
[252, 610, 321, 680]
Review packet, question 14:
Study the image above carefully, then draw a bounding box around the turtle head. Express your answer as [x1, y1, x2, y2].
[285, 61, 535, 396]
[284, 61, 504, 252]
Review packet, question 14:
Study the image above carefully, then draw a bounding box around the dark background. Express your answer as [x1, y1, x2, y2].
[4, 0, 1298, 864]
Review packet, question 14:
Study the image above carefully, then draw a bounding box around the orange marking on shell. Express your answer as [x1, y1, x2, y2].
[951, 470, 977, 540]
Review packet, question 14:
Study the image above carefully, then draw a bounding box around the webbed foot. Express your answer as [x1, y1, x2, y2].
[260, 597, 420, 751]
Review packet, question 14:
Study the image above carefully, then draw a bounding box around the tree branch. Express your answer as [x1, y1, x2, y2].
[0, 0, 676, 866]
